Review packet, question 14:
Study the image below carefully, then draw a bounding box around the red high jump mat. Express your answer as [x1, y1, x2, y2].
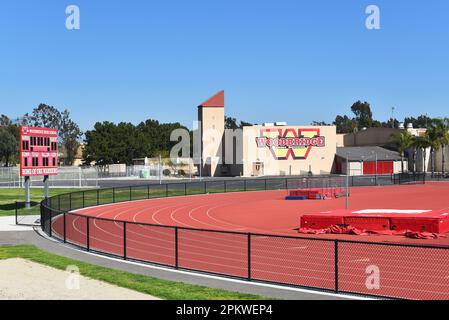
[300, 209, 449, 233]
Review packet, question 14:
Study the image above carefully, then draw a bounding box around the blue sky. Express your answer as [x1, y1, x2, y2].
[0, 0, 448, 131]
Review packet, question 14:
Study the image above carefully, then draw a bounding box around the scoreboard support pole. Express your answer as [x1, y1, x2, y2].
[43, 175, 49, 199]
[24, 176, 31, 209]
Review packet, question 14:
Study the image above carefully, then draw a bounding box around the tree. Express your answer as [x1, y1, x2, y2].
[224, 116, 238, 130]
[225, 116, 252, 129]
[432, 118, 449, 174]
[390, 131, 414, 173]
[60, 110, 83, 165]
[404, 115, 433, 129]
[25, 104, 83, 166]
[333, 115, 357, 133]
[29, 104, 62, 129]
[351, 101, 373, 129]
[83, 119, 188, 166]
[425, 125, 441, 177]
[0, 127, 18, 167]
[311, 121, 330, 126]
[382, 118, 400, 129]
[239, 121, 252, 128]
[0, 114, 12, 126]
[413, 136, 431, 172]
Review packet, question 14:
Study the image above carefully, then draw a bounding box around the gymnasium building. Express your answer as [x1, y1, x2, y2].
[197, 91, 407, 177]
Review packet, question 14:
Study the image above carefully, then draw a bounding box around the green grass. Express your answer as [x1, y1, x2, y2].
[0, 188, 89, 216]
[0, 245, 267, 300]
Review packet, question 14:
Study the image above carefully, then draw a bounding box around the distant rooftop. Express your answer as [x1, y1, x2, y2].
[198, 90, 224, 108]
[336, 146, 401, 161]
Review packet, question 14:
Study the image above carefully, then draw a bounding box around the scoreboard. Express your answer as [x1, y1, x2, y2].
[20, 126, 58, 177]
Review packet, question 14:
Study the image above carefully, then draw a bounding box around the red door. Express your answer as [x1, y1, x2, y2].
[363, 161, 394, 175]
[363, 162, 376, 175]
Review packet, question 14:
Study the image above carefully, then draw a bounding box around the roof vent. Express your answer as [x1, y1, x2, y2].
[263, 123, 274, 127]
[398, 122, 405, 129]
[275, 122, 287, 126]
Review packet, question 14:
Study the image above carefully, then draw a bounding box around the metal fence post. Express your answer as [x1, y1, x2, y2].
[248, 233, 252, 280]
[185, 183, 187, 196]
[15, 202, 18, 225]
[166, 184, 169, 197]
[335, 240, 339, 293]
[96, 189, 99, 205]
[123, 222, 127, 260]
[147, 184, 150, 199]
[244, 180, 247, 191]
[204, 181, 207, 194]
[49, 210, 52, 238]
[69, 193, 72, 211]
[175, 227, 179, 269]
[82, 191, 85, 208]
[224, 180, 227, 193]
[129, 186, 132, 201]
[113, 188, 116, 203]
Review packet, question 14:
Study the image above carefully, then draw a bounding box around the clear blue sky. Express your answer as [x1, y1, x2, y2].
[1, 0, 448, 131]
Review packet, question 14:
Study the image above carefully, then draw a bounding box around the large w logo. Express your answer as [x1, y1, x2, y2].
[256, 128, 325, 160]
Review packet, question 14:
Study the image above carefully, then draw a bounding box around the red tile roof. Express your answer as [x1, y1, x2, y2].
[198, 90, 224, 108]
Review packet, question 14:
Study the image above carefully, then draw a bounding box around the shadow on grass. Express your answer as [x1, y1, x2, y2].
[0, 201, 40, 211]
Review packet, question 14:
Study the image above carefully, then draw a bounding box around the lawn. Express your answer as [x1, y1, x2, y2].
[0, 245, 267, 300]
[0, 188, 89, 216]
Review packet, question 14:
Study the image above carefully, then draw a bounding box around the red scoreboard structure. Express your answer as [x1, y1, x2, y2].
[19, 126, 58, 177]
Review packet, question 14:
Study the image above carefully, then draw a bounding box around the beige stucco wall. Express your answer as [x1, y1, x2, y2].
[342, 128, 400, 147]
[240, 125, 337, 176]
[198, 106, 225, 176]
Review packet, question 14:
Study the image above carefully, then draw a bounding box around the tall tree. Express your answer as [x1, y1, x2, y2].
[25, 104, 83, 165]
[0, 126, 18, 167]
[390, 131, 414, 173]
[29, 104, 62, 129]
[60, 110, 83, 165]
[351, 101, 373, 129]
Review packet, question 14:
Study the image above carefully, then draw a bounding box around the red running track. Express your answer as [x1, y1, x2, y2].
[51, 182, 449, 299]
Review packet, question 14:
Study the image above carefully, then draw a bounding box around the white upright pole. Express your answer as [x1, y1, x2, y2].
[375, 153, 378, 186]
[345, 155, 349, 210]
[159, 155, 162, 185]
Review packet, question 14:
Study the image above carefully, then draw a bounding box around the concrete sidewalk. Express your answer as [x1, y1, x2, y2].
[0, 216, 35, 232]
